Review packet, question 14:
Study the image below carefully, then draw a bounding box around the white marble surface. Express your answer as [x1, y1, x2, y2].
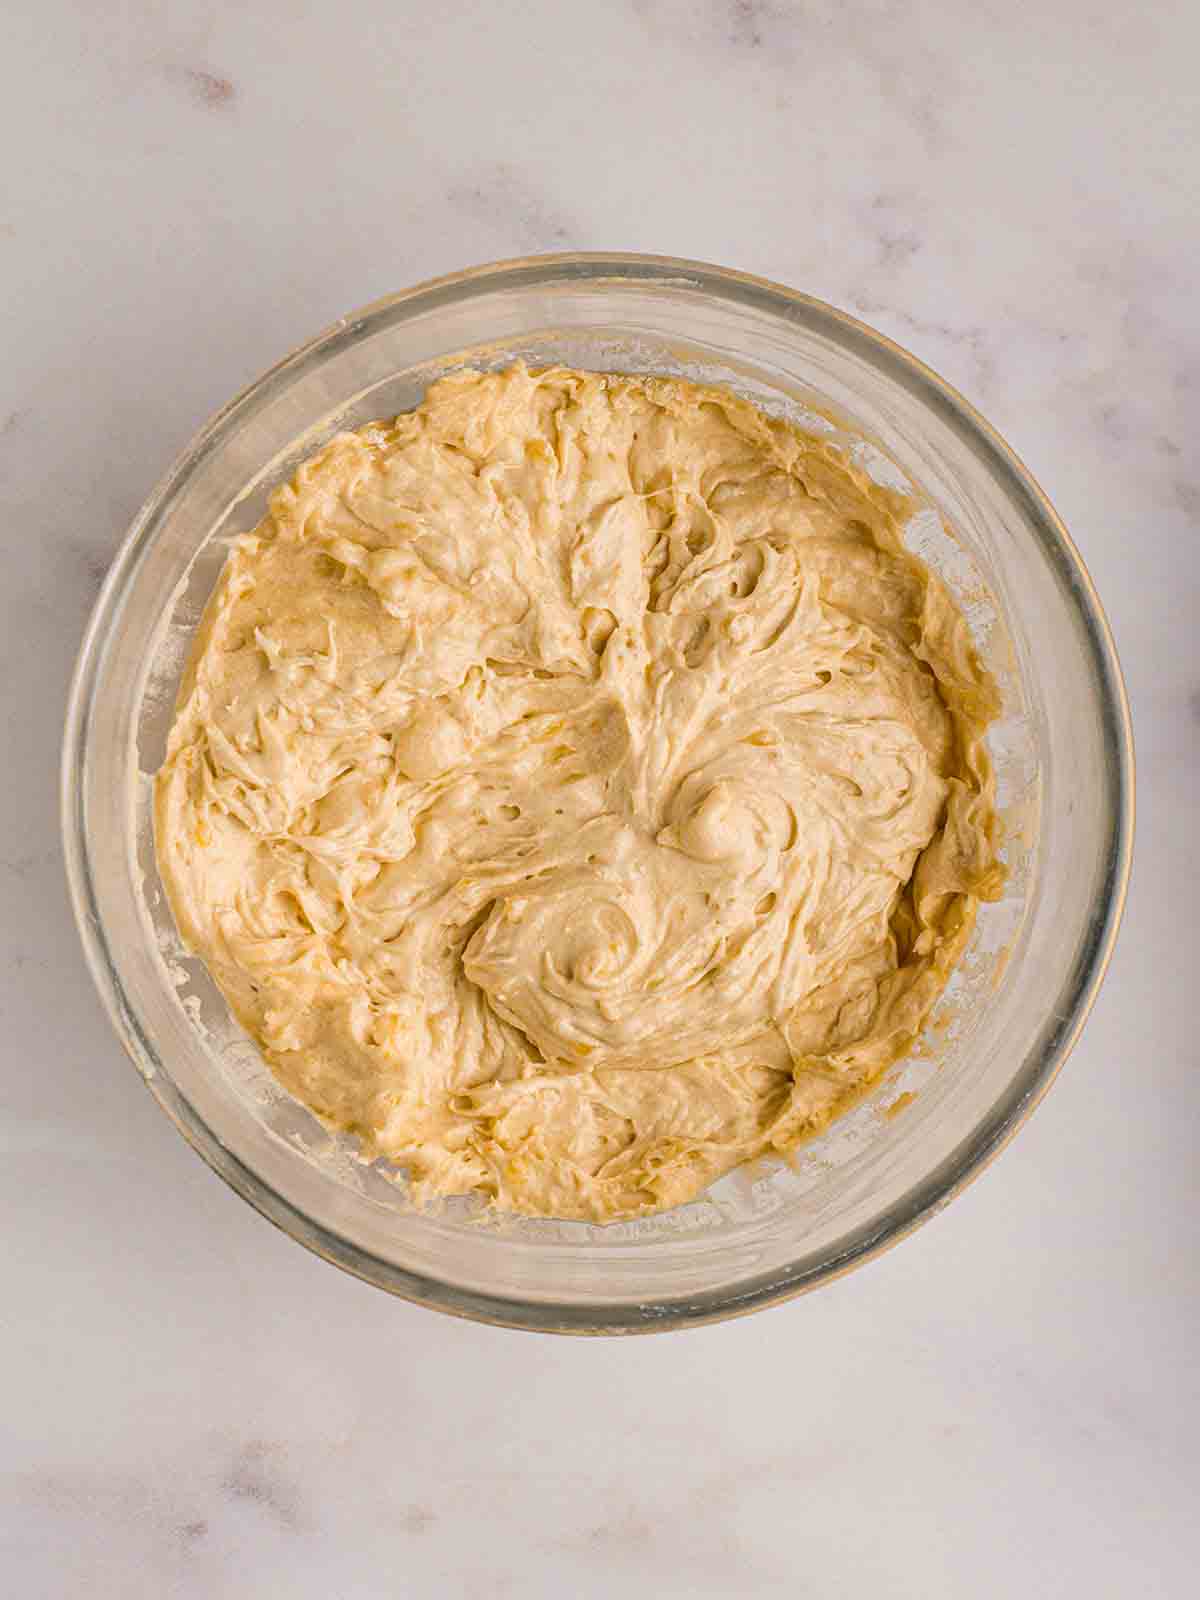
[3, 2, 1197, 1594]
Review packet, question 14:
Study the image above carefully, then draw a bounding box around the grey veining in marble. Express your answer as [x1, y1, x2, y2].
[2, 2, 1197, 1595]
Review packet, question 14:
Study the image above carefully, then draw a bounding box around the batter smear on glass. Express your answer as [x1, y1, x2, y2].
[156, 365, 1003, 1220]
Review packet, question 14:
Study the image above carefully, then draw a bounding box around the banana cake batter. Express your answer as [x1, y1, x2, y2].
[156, 365, 1003, 1220]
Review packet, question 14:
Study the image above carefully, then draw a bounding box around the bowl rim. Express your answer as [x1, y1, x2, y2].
[61, 251, 1135, 1334]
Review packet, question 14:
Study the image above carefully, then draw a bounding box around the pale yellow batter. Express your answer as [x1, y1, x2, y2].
[156, 365, 1003, 1221]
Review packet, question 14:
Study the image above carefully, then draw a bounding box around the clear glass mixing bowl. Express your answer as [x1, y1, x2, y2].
[62, 255, 1133, 1332]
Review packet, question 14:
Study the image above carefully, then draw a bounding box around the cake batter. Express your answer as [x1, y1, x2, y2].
[156, 365, 1003, 1220]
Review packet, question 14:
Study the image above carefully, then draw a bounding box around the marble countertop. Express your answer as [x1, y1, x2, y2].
[3, 2, 1197, 1594]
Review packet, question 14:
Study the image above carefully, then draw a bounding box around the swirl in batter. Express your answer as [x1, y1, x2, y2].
[157, 366, 1003, 1220]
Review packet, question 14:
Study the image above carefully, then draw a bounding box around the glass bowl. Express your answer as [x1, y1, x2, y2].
[62, 254, 1133, 1333]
